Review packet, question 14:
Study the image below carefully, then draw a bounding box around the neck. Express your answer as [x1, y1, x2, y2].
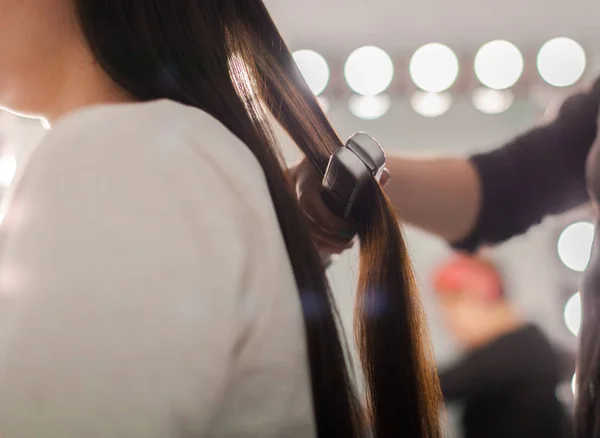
[47, 52, 134, 123]
[3, 44, 134, 124]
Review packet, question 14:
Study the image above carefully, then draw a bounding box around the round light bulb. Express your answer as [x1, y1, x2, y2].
[475, 40, 524, 90]
[293, 50, 330, 96]
[564, 292, 582, 336]
[409, 43, 459, 93]
[538, 38, 586, 87]
[345, 46, 394, 96]
[557, 221, 595, 272]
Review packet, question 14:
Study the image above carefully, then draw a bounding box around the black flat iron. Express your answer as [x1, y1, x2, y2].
[319, 132, 386, 268]
[321, 132, 387, 220]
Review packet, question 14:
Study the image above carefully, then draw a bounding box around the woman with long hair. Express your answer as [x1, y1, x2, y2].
[0, 1, 441, 437]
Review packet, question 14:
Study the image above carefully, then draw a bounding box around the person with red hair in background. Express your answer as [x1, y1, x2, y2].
[433, 255, 571, 438]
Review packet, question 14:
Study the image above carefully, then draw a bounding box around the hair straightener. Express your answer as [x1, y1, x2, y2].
[320, 132, 386, 267]
[321, 132, 387, 220]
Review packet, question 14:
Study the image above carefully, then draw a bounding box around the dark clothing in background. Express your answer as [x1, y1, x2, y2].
[453, 77, 600, 437]
[456, 78, 600, 251]
[440, 325, 571, 438]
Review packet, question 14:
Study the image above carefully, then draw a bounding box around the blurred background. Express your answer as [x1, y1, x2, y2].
[1, 0, 597, 435]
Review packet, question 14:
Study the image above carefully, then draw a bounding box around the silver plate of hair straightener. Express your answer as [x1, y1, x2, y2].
[321, 132, 387, 220]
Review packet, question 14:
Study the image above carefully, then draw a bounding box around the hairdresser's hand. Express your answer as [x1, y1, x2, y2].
[290, 158, 390, 255]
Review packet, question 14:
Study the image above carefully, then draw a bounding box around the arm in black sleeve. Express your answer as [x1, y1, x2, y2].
[439, 349, 515, 402]
[455, 78, 600, 251]
[440, 331, 531, 402]
[440, 327, 558, 402]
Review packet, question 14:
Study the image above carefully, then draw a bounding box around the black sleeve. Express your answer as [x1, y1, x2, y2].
[439, 328, 545, 402]
[439, 348, 521, 402]
[455, 78, 600, 252]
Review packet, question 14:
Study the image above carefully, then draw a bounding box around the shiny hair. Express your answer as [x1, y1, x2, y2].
[75, 1, 442, 436]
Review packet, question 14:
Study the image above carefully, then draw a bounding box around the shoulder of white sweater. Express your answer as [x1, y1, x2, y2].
[41, 99, 274, 217]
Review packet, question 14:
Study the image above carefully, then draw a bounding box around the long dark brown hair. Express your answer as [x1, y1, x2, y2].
[75, 1, 442, 436]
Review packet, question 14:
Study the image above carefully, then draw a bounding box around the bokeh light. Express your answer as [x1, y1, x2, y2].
[538, 38, 586, 87]
[410, 91, 453, 117]
[564, 292, 582, 336]
[349, 94, 392, 120]
[472, 88, 514, 114]
[345, 46, 394, 96]
[557, 221, 595, 272]
[409, 43, 459, 93]
[474, 40, 524, 90]
[293, 49, 330, 96]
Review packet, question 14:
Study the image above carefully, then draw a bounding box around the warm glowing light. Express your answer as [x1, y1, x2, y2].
[345, 46, 395, 96]
[348, 94, 392, 120]
[564, 292, 582, 336]
[293, 50, 330, 95]
[474, 40, 524, 90]
[472, 88, 514, 114]
[410, 91, 453, 117]
[558, 221, 595, 272]
[538, 38, 587, 87]
[409, 43, 459, 93]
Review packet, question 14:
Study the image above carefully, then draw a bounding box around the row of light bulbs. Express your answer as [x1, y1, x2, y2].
[331, 89, 515, 119]
[293, 38, 588, 119]
[559, 220, 592, 357]
[510, 218, 592, 396]
[295, 37, 587, 95]
[551, 220, 592, 396]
